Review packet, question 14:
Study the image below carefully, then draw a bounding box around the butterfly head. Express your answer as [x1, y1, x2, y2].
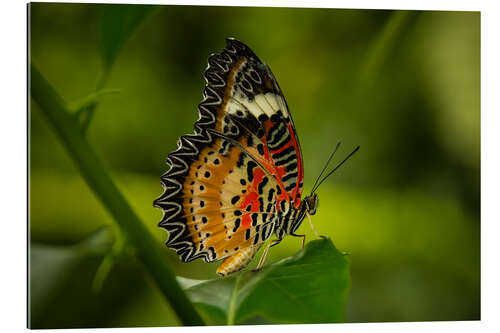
[303, 193, 319, 216]
[289, 193, 318, 235]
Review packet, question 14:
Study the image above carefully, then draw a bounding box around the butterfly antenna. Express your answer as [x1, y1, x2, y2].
[311, 141, 342, 192]
[311, 145, 360, 194]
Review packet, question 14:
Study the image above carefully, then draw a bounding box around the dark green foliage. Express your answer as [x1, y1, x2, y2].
[29, 2, 479, 327]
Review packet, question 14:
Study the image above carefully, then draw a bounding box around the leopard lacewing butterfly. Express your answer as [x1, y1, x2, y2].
[154, 38, 358, 276]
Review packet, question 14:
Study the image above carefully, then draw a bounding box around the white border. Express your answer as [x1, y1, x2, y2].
[2, 0, 498, 332]
[14, 0, 489, 10]
[1, 0, 28, 332]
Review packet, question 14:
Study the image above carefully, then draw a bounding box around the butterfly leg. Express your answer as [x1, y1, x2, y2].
[290, 232, 306, 249]
[306, 212, 327, 239]
[253, 239, 281, 272]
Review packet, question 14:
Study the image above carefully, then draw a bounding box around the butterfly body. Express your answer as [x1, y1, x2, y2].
[154, 39, 315, 276]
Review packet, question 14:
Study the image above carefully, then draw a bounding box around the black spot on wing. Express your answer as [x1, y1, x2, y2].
[237, 152, 245, 167]
[233, 218, 241, 232]
[267, 188, 275, 202]
[251, 213, 259, 226]
[282, 172, 298, 183]
[275, 153, 297, 166]
[253, 232, 260, 244]
[272, 146, 295, 159]
[285, 182, 297, 192]
[258, 176, 269, 194]
[285, 162, 297, 172]
[231, 195, 240, 205]
[257, 144, 265, 156]
[247, 161, 257, 182]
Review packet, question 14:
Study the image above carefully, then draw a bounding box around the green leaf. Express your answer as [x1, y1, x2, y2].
[98, 4, 154, 70]
[179, 238, 350, 324]
[85, 4, 153, 133]
[30, 227, 115, 321]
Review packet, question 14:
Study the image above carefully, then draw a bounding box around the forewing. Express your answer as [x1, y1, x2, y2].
[205, 38, 305, 207]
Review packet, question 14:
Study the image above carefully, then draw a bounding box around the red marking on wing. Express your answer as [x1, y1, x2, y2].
[238, 168, 265, 230]
[286, 123, 304, 208]
[260, 120, 304, 210]
[242, 214, 252, 229]
[252, 168, 265, 189]
[234, 118, 304, 219]
[262, 120, 289, 191]
[240, 191, 259, 210]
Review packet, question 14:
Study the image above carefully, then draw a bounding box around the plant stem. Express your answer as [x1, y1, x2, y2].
[30, 63, 205, 326]
[227, 274, 243, 325]
[79, 68, 110, 132]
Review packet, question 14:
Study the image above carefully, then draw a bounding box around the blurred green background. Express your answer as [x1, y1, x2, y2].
[29, 3, 480, 328]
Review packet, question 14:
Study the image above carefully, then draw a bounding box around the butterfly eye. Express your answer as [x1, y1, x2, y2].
[307, 195, 318, 215]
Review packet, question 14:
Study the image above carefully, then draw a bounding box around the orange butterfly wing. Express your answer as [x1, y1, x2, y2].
[154, 39, 305, 273]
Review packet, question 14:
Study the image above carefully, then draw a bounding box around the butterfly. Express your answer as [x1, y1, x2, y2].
[154, 38, 358, 276]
